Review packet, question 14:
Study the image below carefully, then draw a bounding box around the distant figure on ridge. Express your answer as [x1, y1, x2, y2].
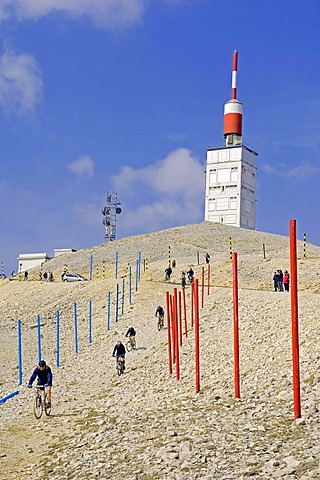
[283, 270, 290, 292]
[24, 270, 28, 281]
[205, 253, 210, 264]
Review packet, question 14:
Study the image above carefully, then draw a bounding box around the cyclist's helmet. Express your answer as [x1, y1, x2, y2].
[39, 360, 46, 367]
[116, 341, 121, 346]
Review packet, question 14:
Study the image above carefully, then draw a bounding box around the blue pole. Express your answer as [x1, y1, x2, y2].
[129, 266, 132, 304]
[107, 291, 111, 331]
[121, 278, 125, 315]
[89, 299, 92, 343]
[136, 259, 139, 292]
[116, 284, 119, 322]
[56, 310, 60, 367]
[37, 315, 41, 363]
[17, 320, 22, 385]
[115, 250, 118, 279]
[138, 251, 141, 281]
[74, 302, 78, 354]
[90, 255, 93, 280]
[0, 391, 20, 405]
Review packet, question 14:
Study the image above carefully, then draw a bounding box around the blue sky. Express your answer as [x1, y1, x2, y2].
[0, 0, 320, 274]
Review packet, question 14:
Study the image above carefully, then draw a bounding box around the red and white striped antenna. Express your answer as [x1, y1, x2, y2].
[231, 50, 238, 100]
[223, 50, 243, 145]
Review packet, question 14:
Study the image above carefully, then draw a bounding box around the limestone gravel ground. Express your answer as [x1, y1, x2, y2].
[0, 222, 320, 479]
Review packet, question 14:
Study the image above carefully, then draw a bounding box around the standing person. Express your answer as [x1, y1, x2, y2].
[283, 270, 290, 292]
[49, 272, 54, 282]
[187, 267, 194, 284]
[24, 270, 28, 281]
[165, 266, 172, 282]
[205, 253, 210, 264]
[27, 360, 52, 407]
[112, 341, 126, 368]
[273, 271, 279, 292]
[180, 271, 186, 289]
[278, 270, 284, 292]
[43, 272, 48, 282]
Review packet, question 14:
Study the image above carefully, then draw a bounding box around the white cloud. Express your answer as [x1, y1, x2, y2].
[67, 155, 95, 178]
[0, 0, 144, 28]
[0, 49, 43, 114]
[112, 148, 204, 234]
[262, 161, 319, 183]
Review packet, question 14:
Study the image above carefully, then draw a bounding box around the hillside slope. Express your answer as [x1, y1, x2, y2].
[1, 222, 320, 479]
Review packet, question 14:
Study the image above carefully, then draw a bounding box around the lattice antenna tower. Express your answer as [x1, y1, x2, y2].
[101, 192, 122, 241]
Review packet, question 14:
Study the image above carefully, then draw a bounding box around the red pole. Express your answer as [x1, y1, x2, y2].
[207, 264, 210, 295]
[182, 287, 188, 337]
[233, 252, 240, 399]
[165, 291, 173, 375]
[289, 220, 301, 419]
[201, 266, 205, 308]
[178, 290, 183, 347]
[170, 294, 175, 364]
[194, 278, 200, 393]
[174, 288, 180, 380]
[191, 281, 194, 328]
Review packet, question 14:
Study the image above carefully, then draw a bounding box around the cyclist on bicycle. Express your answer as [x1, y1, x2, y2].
[155, 305, 165, 327]
[27, 360, 52, 407]
[125, 326, 136, 338]
[112, 341, 126, 368]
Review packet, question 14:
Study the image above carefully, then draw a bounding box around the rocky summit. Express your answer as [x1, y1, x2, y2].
[0, 221, 320, 480]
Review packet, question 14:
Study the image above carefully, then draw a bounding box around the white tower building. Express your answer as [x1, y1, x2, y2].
[204, 51, 258, 229]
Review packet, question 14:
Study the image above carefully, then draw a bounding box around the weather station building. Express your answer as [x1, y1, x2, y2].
[204, 50, 258, 229]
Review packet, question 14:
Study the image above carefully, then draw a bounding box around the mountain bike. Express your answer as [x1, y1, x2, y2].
[157, 314, 164, 331]
[116, 356, 125, 376]
[32, 386, 51, 419]
[126, 336, 136, 352]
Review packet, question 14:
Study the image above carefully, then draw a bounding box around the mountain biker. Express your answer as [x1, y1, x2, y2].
[112, 340, 126, 368]
[155, 305, 165, 328]
[165, 267, 172, 282]
[125, 326, 136, 348]
[27, 360, 52, 407]
[125, 326, 136, 338]
[187, 267, 194, 283]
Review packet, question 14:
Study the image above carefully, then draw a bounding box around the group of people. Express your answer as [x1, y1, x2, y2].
[43, 271, 54, 282]
[28, 326, 138, 404]
[273, 269, 290, 292]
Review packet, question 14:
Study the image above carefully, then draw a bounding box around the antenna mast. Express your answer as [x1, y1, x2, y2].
[101, 192, 122, 242]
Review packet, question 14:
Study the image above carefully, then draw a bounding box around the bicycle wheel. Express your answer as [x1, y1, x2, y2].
[117, 362, 123, 376]
[126, 340, 132, 352]
[44, 394, 51, 416]
[131, 337, 136, 349]
[157, 318, 162, 331]
[33, 394, 43, 419]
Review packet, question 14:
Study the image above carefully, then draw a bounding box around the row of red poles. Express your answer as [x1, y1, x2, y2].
[165, 220, 301, 419]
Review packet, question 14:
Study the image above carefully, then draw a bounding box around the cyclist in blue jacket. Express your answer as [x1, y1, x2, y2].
[28, 360, 52, 406]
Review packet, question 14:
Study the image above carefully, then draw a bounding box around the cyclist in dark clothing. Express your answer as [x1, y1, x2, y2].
[155, 306, 164, 318]
[125, 327, 136, 338]
[28, 360, 52, 406]
[113, 341, 126, 368]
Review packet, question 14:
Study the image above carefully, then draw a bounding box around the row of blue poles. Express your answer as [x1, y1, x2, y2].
[17, 252, 143, 384]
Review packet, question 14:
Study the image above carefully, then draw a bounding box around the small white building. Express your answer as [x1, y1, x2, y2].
[17, 253, 49, 273]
